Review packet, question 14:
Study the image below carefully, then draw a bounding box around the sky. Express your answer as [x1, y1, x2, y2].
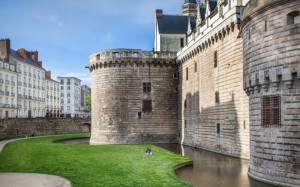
[0, 0, 183, 86]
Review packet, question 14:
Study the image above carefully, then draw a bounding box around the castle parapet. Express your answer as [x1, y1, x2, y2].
[89, 49, 177, 72]
[90, 49, 177, 62]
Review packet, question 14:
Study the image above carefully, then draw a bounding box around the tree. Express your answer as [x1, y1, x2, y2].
[87, 92, 91, 107]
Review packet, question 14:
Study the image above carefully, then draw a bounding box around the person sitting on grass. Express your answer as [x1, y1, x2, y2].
[146, 148, 152, 155]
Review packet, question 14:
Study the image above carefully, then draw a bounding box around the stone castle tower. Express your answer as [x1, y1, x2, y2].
[182, 0, 197, 16]
[240, 0, 300, 186]
[89, 50, 178, 144]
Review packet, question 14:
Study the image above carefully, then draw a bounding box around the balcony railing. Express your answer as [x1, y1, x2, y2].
[33, 74, 36, 78]
[18, 82, 22, 86]
[23, 72, 27, 76]
[29, 73, 32, 77]
[33, 85, 36, 89]
[23, 83, 27, 87]
[11, 93, 15, 97]
[5, 80, 9, 85]
[28, 84, 32, 88]
[11, 81, 15, 86]
[0, 91, 3, 96]
[5, 91, 9, 96]
[0, 79, 3, 83]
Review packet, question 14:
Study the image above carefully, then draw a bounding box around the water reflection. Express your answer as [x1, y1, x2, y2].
[156, 144, 277, 187]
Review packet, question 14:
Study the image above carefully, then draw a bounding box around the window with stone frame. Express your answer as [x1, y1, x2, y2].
[287, 11, 300, 25]
[142, 100, 152, 112]
[186, 67, 189, 80]
[261, 95, 281, 128]
[143, 83, 151, 93]
[180, 38, 184, 48]
[216, 123, 220, 134]
[215, 91, 220, 103]
[214, 51, 218, 68]
[195, 62, 197, 72]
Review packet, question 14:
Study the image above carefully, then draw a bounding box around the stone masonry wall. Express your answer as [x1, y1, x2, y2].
[89, 50, 178, 145]
[241, 0, 300, 186]
[177, 22, 250, 159]
[0, 118, 91, 140]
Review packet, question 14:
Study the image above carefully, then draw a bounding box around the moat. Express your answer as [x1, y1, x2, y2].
[59, 138, 277, 187]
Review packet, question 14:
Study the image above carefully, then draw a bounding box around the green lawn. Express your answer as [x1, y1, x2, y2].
[0, 134, 192, 187]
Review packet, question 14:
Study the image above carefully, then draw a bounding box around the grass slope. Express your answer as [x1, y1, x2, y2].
[0, 134, 192, 187]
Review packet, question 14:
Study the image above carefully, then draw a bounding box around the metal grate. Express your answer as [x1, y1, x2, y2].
[261, 95, 281, 128]
[142, 100, 152, 112]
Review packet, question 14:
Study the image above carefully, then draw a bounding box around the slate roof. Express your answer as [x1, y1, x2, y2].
[184, 0, 197, 4]
[10, 49, 45, 70]
[208, 0, 218, 11]
[157, 15, 196, 34]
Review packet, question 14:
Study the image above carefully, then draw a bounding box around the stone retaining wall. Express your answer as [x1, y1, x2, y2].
[0, 118, 91, 140]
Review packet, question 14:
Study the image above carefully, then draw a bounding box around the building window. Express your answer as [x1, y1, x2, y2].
[96, 54, 100, 60]
[180, 38, 184, 48]
[186, 68, 188, 80]
[143, 83, 151, 93]
[184, 99, 187, 108]
[217, 123, 220, 134]
[142, 100, 152, 112]
[67, 86, 70, 90]
[215, 91, 220, 103]
[194, 63, 197, 72]
[214, 51, 218, 68]
[173, 73, 178, 79]
[261, 95, 281, 128]
[265, 20, 268, 32]
[287, 11, 300, 25]
[60, 79, 64, 84]
[248, 29, 251, 40]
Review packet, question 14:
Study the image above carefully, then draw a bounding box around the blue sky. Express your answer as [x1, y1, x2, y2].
[0, 0, 183, 86]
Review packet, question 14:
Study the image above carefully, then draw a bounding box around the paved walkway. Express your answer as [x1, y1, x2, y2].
[0, 138, 72, 187]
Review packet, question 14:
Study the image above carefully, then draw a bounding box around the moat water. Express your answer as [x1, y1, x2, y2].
[59, 138, 277, 187]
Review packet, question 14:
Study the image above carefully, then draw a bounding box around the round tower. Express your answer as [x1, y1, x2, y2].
[89, 49, 179, 145]
[182, 0, 197, 16]
[241, 0, 300, 186]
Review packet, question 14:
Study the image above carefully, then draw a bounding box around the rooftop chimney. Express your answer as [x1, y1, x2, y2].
[156, 9, 163, 17]
[38, 61, 43, 67]
[0, 39, 11, 63]
[17, 48, 27, 59]
[45, 71, 51, 79]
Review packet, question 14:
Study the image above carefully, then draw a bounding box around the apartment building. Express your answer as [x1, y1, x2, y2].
[45, 71, 60, 117]
[57, 77, 82, 117]
[12, 49, 46, 118]
[0, 39, 18, 118]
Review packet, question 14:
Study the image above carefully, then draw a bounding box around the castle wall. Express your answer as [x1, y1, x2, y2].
[177, 22, 250, 159]
[89, 50, 178, 145]
[241, 0, 300, 186]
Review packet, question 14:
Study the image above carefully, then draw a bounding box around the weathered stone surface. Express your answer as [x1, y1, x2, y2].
[241, 0, 300, 186]
[89, 49, 178, 145]
[0, 118, 90, 139]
